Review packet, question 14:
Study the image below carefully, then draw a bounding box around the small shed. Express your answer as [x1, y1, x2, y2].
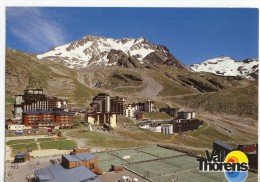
[111, 164, 123, 171]
[14, 153, 30, 163]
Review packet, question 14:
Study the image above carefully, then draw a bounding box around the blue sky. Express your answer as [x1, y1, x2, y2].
[6, 7, 258, 65]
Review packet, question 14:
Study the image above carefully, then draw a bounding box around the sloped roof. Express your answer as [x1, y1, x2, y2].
[63, 152, 97, 162]
[214, 140, 234, 151]
[63, 155, 81, 162]
[75, 152, 96, 161]
[35, 164, 101, 182]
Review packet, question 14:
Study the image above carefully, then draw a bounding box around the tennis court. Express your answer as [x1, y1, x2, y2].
[95, 152, 122, 172]
[136, 145, 184, 158]
[108, 148, 158, 163]
[125, 155, 199, 180]
[95, 146, 258, 182]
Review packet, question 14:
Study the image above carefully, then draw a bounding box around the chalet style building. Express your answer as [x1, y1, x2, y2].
[14, 89, 67, 119]
[22, 109, 75, 128]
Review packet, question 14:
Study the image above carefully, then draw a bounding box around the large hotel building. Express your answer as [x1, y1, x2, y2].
[14, 89, 67, 119]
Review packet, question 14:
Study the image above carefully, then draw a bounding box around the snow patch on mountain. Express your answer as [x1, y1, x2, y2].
[190, 57, 258, 80]
[37, 36, 160, 68]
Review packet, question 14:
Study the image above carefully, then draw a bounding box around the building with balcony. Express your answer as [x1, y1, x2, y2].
[22, 110, 74, 128]
[91, 93, 125, 115]
[161, 124, 173, 134]
[14, 89, 67, 119]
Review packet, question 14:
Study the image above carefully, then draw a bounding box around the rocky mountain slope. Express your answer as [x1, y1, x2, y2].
[6, 44, 258, 119]
[37, 35, 187, 69]
[190, 56, 258, 80]
[6, 49, 98, 105]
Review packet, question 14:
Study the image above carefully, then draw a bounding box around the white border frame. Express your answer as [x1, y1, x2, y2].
[0, 0, 259, 181]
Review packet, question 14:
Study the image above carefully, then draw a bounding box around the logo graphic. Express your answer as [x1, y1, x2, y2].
[224, 151, 248, 182]
[197, 150, 249, 182]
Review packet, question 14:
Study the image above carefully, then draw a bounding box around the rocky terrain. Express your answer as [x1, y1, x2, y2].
[37, 35, 188, 70]
[5, 36, 258, 120]
[6, 48, 258, 120]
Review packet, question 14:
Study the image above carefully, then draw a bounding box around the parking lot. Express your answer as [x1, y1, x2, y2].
[5, 156, 61, 182]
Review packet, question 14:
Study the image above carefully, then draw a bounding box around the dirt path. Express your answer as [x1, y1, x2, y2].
[6, 135, 55, 142]
[30, 149, 70, 157]
[62, 129, 89, 148]
[5, 146, 12, 161]
[136, 72, 163, 98]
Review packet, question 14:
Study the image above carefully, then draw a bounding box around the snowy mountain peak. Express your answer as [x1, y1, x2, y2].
[37, 35, 183, 69]
[190, 57, 259, 80]
[203, 56, 234, 63]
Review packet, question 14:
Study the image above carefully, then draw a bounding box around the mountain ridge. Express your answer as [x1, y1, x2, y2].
[190, 56, 258, 80]
[37, 35, 188, 70]
[6, 48, 258, 119]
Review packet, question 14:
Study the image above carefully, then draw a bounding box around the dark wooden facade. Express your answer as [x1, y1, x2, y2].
[23, 110, 74, 128]
[160, 107, 179, 117]
[62, 154, 99, 173]
[172, 119, 203, 133]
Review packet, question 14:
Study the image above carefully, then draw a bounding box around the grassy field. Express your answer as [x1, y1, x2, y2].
[37, 138, 54, 142]
[5, 96, 16, 118]
[142, 112, 173, 120]
[147, 70, 193, 96]
[174, 83, 258, 119]
[73, 78, 99, 106]
[66, 114, 239, 150]
[7, 138, 77, 151]
[6, 139, 35, 145]
[36, 137, 67, 142]
[40, 140, 76, 150]
[11, 143, 38, 151]
[169, 122, 233, 149]
[113, 86, 144, 94]
[106, 115, 253, 151]
[67, 130, 148, 149]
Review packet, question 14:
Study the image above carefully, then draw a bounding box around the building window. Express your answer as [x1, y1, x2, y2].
[89, 163, 95, 169]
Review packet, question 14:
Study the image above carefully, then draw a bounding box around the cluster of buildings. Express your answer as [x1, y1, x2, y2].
[8, 89, 75, 130]
[124, 100, 155, 118]
[86, 93, 126, 128]
[138, 110, 203, 134]
[8, 90, 203, 135]
[86, 93, 156, 128]
[85, 93, 203, 134]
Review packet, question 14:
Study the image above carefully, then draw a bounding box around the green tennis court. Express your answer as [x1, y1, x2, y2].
[95, 145, 258, 182]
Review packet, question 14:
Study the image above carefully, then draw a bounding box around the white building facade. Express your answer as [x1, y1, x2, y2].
[150, 125, 162, 133]
[124, 105, 135, 118]
[8, 124, 31, 131]
[177, 111, 196, 119]
[161, 124, 173, 134]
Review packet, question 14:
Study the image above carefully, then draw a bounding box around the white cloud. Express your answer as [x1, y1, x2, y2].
[7, 7, 68, 52]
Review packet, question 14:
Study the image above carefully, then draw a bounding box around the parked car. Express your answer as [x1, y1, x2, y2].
[15, 130, 23, 135]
